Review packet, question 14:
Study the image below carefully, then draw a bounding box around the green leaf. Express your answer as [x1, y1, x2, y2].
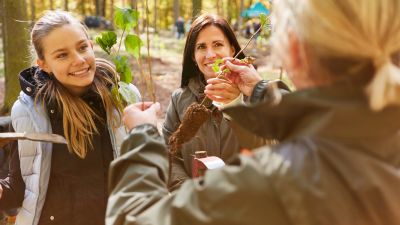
[111, 86, 124, 111]
[113, 56, 133, 84]
[95, 31, 117, 55]
[114, 7, 139, 30]
[118, 82, 138, 105]
[260, 13, 267, 26]
[125, 34, 143, 59]
[212, 58, 223, 73]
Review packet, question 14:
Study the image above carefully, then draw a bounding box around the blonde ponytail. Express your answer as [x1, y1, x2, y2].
[272, 0, 400, 110]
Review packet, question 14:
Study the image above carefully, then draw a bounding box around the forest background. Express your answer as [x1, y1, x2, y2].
[0, 0, 283, 120]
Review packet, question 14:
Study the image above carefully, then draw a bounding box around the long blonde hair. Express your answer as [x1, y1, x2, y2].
[271, 0, 400, 110]
[31, 10, 121, 158]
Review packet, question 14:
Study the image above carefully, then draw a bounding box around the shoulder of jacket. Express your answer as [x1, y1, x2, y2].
[11, 94, 32, 119]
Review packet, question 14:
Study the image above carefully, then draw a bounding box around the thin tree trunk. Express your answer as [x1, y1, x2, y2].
[165, 0, 170, 29]
[64, 0, 69, 11]
[153, 0, 157, 33]
[49, 0, 54, 10]
[192, 0, 201, 19]
[95, 0, 106, 17]
[216, 0, 220, 16]
[2, 0, 30, 114]
[227, 0, 232, 23]
[238, 0, 244, 33]
[80, 0, 86, 16]
[30, 0, 35, 22]
[130, 0, 137, 9]
[110, 0, 114, 24]
[141, 0, 146, 32]
[173, 0, 179, 22]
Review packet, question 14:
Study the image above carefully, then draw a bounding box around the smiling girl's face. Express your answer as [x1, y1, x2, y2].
[37, 24, 96, 96]
[194, 25, 235, 80]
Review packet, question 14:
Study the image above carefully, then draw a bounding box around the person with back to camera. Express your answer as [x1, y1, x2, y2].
[0, 10, 140, 225]
[107, 0, 400, 224]
[162, 13, 272, 190]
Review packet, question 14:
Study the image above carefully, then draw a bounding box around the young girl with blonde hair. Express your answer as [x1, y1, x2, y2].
[0, 10, 140, 225]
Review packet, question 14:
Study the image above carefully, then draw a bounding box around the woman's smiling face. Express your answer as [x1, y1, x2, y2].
[37, 24, 96, 96]
[194, 25, 235, 80]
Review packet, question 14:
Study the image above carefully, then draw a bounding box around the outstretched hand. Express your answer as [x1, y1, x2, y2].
[123, 102, 161, 131]
[222, 58, 263, 96]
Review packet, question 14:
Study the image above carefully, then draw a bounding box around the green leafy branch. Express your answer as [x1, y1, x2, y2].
[211, 13, 269, 76]
[95, 7, 143, 109]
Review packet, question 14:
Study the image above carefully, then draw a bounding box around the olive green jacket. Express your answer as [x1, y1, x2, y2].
[107, 81, 400, 225]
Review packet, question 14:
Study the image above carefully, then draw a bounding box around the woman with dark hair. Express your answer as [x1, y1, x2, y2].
[162, 13, 247, 190]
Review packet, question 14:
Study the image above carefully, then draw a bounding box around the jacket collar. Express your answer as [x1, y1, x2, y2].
[223, 80, 400, 142]
[188, 76, 207, 101]
[19, 66, 52, 97]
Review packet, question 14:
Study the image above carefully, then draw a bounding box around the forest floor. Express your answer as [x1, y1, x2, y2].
[0, 29, 289, 125]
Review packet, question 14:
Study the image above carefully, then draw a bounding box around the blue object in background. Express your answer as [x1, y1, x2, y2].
[241, 1, 270, 18]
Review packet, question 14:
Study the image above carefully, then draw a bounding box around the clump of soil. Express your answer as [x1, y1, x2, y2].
[168, 102, 211, 155]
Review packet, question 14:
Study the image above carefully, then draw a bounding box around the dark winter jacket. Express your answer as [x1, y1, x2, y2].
[106, 78, 400, 225]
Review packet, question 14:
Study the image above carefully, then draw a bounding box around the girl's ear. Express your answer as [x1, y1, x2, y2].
[37, 59, 50, 73]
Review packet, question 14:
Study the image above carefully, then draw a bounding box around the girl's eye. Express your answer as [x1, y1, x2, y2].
[79, 44, 88, 51]
[56, 53, 67, 59]
[214, 42, 223, 47]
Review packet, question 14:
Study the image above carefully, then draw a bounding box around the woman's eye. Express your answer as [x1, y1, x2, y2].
[214, 42, 223, 47]
[197, 45, 206, 50]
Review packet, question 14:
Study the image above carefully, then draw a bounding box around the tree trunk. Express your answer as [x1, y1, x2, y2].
[238, 0, 244, 33]
[95, 0, 106, 17]
[130, 0, 137, 9]
[30, 0, 35, 22]
[227, 0, 233, 23]
[173, 0, 179, 22]
[2, 0, 30, 114]
[153, 0, 157, 33]
[63, 0, 69, 11]
[165, 0, 170, 29]
[110, 0, 114, 24]
[141, 0, 146, 32]
[49, 0, 54, 10]
[192, 0, 201, 19]
[216, 0, 220, 16]
[80, 0, 86, 16]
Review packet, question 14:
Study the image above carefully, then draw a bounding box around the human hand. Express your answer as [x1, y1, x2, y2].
[123, 102, 161, 131]
[222, 58, 263, 96]
[205, 77, 240, 104]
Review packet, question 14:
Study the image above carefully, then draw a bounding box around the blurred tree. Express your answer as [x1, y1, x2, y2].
[238, 0, 244, 32]
[153, 0, 157, 32]
[49, 0, 54, 10]
[96, 0, 106, 16]
[130, 0, 137, 9]
[64, 0, 69, 11]
[192, 0, 201, 18]
[2, 0, 30, 114]
[79, 0, 87, 15]
[30, 0, 36, 22]
[173, 0, 179, 22]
